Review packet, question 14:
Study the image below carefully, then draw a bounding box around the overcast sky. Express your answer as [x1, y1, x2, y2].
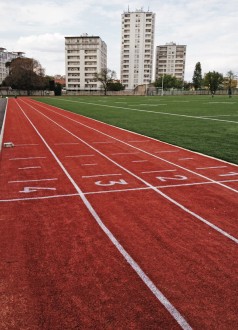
[0, 0, 237, 81]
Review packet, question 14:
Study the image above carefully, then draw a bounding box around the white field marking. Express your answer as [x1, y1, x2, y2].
[20, 187, 56, 193]
[81, 163, 98, 166]
[207, 102, 236, 104]
[65, 154, 95, 158]
[8, 178, 58, 183]
[155, 150, 179, 153]
[54, 142, 79, 145]
[111, 152, 140, 155]
[17, 102, 192, 330]
[51, 97, 238, 124]
[178, 158, 194, 161]
[27, 99, 238, 194]
[92, 141, 114, 144]
[219, 172, 238, 177]
[27, 97, 238, 168]
[132, 160, 148, 163]
[128, 140, 148, 143]
[22, 101, 238, 245]
[3, 179, 238, 203]
[18, 166, 41, 170]
[0, 193, 80, 202]
[15, 144, 39, 146]
[0, 97, 8, 152]
[9, 157, 46, 160]
[82, 173, 122, 178]
[139, 104, 167, 106]
[141, 170, 177, 174]
[196, 166, 227, 170]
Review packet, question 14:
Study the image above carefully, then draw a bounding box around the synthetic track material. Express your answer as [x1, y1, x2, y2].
[0, 98, 237, 329]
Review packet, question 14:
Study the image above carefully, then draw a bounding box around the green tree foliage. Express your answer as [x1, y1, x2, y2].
[223, 71, 237, 89]
[107, 81, 125, 91]
[3, 57, 47, 94]
[192, 62, 202, 90]
[154, 74, 183, 89]
[94, 68, 116, 95]
[203, 71, 223, 94]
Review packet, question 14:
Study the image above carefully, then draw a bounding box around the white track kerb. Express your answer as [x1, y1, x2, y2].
[21, 99, 238, 246]
[16, 101, 193, 330]
[0, 97, 8, 153]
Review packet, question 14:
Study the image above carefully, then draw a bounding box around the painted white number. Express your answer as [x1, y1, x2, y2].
[95, 179, 128, 187]
[156, 175, 187, 182]
[20, 187, 56, 193]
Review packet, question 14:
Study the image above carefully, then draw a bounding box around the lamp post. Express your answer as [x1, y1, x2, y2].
[161, 65, 165, 96]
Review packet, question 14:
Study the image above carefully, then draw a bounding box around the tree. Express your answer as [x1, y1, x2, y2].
[94, 68, 116, 95]
[192, 62, 202, 90]
[107, 81, 125, 91]
[223, 71, 237, 97]
[3, 57, 46, 94]
[154, 74, 183, 90]
[203, 71, 223, 95]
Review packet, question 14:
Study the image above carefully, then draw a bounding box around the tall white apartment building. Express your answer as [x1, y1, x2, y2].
[155, 42, 186, 81]
[0, 48, 24, 84]
[65, 34, 107, 91]
[120, 9, 155, 90]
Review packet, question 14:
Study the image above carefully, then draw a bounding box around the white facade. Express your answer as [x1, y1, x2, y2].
[0, 48, 24, 84]
[65, 35, 107, 91]
[155, 42, 186, 81]
[120, 10, 155, 90]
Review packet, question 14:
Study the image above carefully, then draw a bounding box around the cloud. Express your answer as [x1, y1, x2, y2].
[0, 0, 237, 80]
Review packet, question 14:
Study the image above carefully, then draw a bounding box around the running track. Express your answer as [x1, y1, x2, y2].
[0, 97, 237, 329]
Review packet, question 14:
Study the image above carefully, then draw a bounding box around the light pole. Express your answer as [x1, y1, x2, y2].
[161, 65, 165, 96]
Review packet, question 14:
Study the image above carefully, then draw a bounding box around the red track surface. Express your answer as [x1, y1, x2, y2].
[0, 97, 237, 329]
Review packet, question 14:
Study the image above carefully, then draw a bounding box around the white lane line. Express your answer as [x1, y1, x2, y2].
[82, 173, 122, 178]
[9, 157, 46, 160]
[8, 178, 58, 183]
[196, 166, 227, 170]
[23, 101, 238, 245]
[18, 101, 192, 330]
[111, 152, 140, 155]
[178, 158, 194, 160]
[65, 154, 95, 158]
[18, 166, 41, 170]
[155, 150, 179, 153]
[141, 170, 177, 174]
[132, 160, 148, 163]
[30, 100, 238, 194]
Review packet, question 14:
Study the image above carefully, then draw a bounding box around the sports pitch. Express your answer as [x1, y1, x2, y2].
[34, 95, 238, 164]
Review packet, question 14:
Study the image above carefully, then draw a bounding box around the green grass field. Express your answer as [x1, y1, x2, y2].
[34, 95, 238, 164]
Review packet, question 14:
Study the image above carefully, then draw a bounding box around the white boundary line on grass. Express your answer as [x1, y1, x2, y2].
[16, 102, 192, 330]
[55, 97, 238, 124]
[20, 99, 238, 245]
[29, 99, 238, 194]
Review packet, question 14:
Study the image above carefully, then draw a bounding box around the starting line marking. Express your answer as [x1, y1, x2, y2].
[155, 150, 179, 153]
[178, 158, 194, 160]
[65, 154, 95, 158]
[132, 160, 148, 163]
[2, 178, 238, 202]
[141, 170, 177, 174]
[82, 173, 122, 178]
[8, 178, 58, 183]
[15, 144, 39, 146]
[18, 166, 41, 170]
[111, 152, 140, 155]
[9, 157, 46, 160]
[54, 142, 79, 145]
[81, 163, 98, 166]
[196, 166, 227, 170]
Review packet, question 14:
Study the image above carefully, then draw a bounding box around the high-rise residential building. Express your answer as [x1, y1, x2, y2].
[65, 34, 107, 91]
[120, 9, 155, 90]
[0, 48, 24, 84]
[155, 42, 186, 81]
